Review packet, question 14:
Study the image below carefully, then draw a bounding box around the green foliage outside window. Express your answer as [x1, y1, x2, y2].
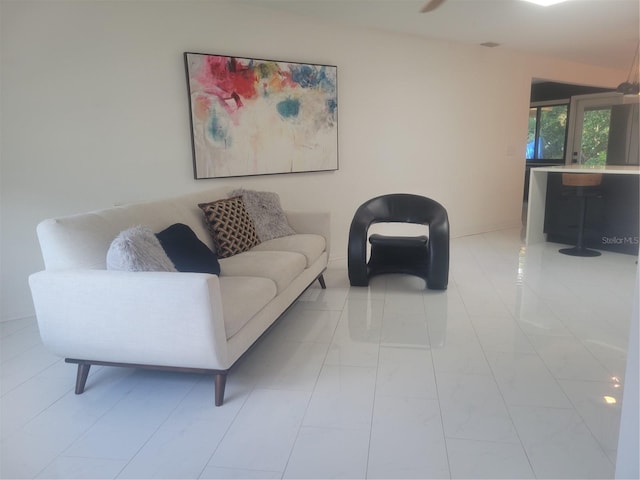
[528, 105, 567, 160]
[581, 108, 611, 166]
[539, 106, 567, 159]
[528, 104, 611, 166]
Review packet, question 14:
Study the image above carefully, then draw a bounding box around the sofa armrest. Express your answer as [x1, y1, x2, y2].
[285, 211, 331, 258]
[29, 269, 230, 370]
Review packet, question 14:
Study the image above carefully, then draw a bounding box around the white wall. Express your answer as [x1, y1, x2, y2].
[615, 273, 639, 479]
[0, 0, 624, 321]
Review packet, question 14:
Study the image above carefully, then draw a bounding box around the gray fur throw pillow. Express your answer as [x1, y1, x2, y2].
[106, 225, 177, 272]
[229, 189, 296, 242]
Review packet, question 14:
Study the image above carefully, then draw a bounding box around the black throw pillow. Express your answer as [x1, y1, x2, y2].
[156, 223, 221, 275]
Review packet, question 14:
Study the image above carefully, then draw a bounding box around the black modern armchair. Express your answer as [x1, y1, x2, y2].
[348, 194, 449, 290]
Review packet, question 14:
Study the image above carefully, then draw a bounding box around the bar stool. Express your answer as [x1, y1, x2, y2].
[559, 173, 603, 257]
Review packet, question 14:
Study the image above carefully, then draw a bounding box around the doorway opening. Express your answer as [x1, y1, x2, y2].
[523, 80, 612, 203]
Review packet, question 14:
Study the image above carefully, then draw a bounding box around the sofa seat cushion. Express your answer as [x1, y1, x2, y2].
[219, 276, 277, 339]
[251, 234, 326, 268]
[219, 251, 307, 294]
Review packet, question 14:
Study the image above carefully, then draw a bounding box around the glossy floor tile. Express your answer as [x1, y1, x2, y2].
[1, 228, 636, 479]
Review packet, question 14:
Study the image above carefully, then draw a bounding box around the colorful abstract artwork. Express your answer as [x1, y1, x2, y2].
[184, 52, 338, 179]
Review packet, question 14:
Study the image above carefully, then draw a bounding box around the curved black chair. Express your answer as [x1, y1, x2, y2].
[348, 194, 449, 290]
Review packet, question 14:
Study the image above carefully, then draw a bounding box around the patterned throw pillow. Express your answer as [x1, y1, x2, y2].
[198, 197, 260, 258]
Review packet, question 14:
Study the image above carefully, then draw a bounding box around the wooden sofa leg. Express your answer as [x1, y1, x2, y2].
[317, 274, 326, 289]
[75, 362, 91, 394]
[214, 372, 227, 406]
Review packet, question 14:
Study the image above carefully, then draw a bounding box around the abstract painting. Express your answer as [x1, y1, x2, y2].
[184, 52, 338, 179]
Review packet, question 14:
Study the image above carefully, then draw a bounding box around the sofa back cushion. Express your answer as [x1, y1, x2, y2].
[36, 189, 232, 270]
[37, 211, 132, 270]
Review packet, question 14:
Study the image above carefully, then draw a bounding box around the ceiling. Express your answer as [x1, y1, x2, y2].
[235, 0, 640, 71]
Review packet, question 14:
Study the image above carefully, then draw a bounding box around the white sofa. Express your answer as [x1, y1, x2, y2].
[28, 188, 329, 406]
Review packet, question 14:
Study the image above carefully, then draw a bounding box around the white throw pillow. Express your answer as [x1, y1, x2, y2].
[106, 225, 176, 272]
[229, 189, 296, 242]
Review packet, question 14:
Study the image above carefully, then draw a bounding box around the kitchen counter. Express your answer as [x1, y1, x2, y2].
[526, 165, 640, 253]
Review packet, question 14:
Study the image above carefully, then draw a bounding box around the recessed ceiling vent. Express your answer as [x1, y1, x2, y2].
[480, 42, 500, 48]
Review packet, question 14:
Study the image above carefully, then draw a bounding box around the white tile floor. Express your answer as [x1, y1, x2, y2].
[1, 227, 637, 479]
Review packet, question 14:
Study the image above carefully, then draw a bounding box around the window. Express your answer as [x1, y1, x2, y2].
[578, 106, 611, 166]
[527, 103, 568, 162]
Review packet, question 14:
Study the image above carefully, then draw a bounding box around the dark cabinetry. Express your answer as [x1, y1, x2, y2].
[544, 173, 639, 254]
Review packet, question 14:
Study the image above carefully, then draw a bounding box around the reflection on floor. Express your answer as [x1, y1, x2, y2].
[1, 228, 637, 479]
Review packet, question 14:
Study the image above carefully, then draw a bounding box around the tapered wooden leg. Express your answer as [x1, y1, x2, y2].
[75, 363, 91, 394]
[317, 274, 326, 289]
[214, 373, 227, 406]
